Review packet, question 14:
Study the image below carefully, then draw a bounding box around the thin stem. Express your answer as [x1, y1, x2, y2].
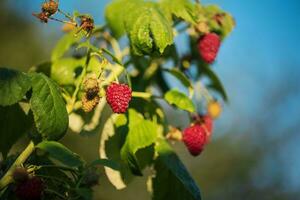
[75, 176, 84, 188]
[48, 17, 77, 26]
[67, 49, 92, 113]
[132, 91, 152, 99]
[58, 9, 74, 21]
[62, 93, 71, 103]
[126, 73, 132, 88]
[38, 165, 78, 180]
[0, 142, 35, 189]
[38, 165, 78, 174]
[35, 175, 70, 186]
[103, 32, 122, 60]
[105, 64, 124, 84]
[45, 188, 67, 200]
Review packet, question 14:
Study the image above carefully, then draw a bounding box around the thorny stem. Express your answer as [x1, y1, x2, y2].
[0, 141, 35, 189]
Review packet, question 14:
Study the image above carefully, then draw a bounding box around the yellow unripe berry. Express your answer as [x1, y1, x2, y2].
[207, 101, 222, 119]
[62, 23, 76, 33]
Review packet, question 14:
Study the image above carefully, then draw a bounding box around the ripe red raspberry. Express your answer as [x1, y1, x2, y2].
[197, 33, 221, 63]
[15, 177, 44, 200]
[106, 83, 132, 113]
[182, 124, 207, 156]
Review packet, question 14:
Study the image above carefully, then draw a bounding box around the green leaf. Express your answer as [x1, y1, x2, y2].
[51, 58, 85, 86]
[105, 0, 140, 38]
[30, 61, 52, 76]
[164, 90, 195, 112]
[0, 104, 31, 157]
[202, 66, 228, 101]
[105, 1, 174, 55]
[0, 68, 31, 106]
[51, 31, 83, 61]
[164, 68, 193, 95]
[153, 139, 201, 200]
[32, 156, 74, 191]
[160, 0, 196, 24]
[90, 159, 120, 171]
[30, 73, 68, 140]
[99, 114, 137, 189]
[125, 2, 173, 55]
[36, 141, 85, 167]
[121, 109, 158, 175]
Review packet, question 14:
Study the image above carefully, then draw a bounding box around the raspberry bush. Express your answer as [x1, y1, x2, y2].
[0, 0, 235, 199]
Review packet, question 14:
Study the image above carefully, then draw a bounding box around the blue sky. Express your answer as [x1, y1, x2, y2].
[8, 0, 300, 193]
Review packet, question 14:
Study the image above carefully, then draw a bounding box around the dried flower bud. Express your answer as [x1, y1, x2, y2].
[213, 13, 226, 26]
[32, 12, 49, 23]
[42, 0, 58, 16]
[80, 16, 94, 34]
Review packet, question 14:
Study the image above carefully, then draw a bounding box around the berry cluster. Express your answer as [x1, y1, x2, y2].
[106, 83, 132, 113]
[182, 115, 213, 156]
[179, 100, 222, 156]
[197, 33, 221, 64]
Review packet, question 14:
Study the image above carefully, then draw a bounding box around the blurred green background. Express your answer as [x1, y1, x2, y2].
[1, 0, 300, 199]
